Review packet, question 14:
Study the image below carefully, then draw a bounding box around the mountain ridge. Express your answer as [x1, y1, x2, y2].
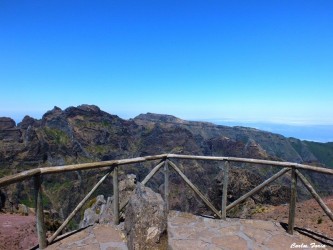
[0, 104, 332, 228]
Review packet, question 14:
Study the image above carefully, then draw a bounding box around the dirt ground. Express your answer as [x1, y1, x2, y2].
[252, 196, 333, 239]
[0, 213, 38, 250]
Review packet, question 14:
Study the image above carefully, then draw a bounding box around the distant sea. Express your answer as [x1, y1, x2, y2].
[208, 120, 333, 143]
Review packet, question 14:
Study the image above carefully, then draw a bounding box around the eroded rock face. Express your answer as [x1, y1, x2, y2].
[125, 183, 167, 250]
[80, 174, 137, 227]
[80, 195, 106, 228]
[0, 117, 15, 130]
[1, 104, 332, 228]
[99, 174, 137, 224]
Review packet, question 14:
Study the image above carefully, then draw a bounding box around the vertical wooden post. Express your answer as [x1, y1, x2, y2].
[34, 174, 47, 249]
[288, 167, 297, 234]
[113, 166, 119, 225]
[164, 160, 169, 212]
[222, 161, 229, 220]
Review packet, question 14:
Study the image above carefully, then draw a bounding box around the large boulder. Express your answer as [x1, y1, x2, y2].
[125, 183, 167, 250]
[99, 174, 137, 224]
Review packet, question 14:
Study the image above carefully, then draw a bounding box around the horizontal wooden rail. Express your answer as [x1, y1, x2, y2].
[40, 154, 168, 174]
[166, 154, 333, 175]
[1, 154, 333, 188]
[0, 154, 167, 187]
[0, 168, 41, 188]
[0, 153, 332, 246]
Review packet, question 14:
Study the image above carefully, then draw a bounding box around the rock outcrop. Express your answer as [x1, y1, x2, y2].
[1, 104, 333, 227]
[80, 174, 137, 227]
[125, 183, 167, 250]
[0, 117, 15, 130]
[80, 195, 106, 228]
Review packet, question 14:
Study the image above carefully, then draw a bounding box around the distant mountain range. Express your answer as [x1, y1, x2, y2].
[0, 104, 332, 225]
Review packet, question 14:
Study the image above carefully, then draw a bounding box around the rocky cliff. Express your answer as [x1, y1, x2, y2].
[0, 105, 332, 226]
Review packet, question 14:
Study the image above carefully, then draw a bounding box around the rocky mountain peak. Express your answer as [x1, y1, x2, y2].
[64, 105, 102, 117]
[0, 117, 16, 130]
[18, 116, 39, 129]
[134, 113, 186, 124]
[42, 106, 63, 120]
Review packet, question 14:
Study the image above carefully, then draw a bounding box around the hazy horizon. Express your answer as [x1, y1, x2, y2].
[3, 107, 333, 143]
[1, 1, 332, 142]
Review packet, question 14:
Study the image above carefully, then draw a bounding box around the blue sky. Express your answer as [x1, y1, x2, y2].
[1, 1, 333, 131]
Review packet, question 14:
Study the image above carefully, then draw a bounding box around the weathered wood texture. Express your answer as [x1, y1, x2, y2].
[2, 153, 332, 188]
[0, 156, 167, 187]
[221, 161, 229, 220]
[0, 169, 40, 188]
[41, 154, 167, 174]
[34, 174, 47, 249]
[48, 169, 113, 244]
[296, 170, 333, 222]
[1, 153, 333, 245]
[226, 168, 290, 211]
[113, 166, 119, 225]
[288, 168, 297, 235]
[164, 160, 170, 212]
[168, 160, 222, 219]
[141, 160, 165, 185]
[166, 154, 333, 175]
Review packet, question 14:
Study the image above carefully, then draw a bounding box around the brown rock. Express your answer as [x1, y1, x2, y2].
[125, 183, 167, 250]
[0, 117, 15, 130]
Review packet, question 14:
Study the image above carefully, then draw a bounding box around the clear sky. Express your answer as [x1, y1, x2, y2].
[1, 1, 333, 126]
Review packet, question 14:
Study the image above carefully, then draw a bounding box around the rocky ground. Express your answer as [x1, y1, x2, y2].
[252, 195, 333, 239]
[0, 213, 38, 250]
[46, 224, 127, 250]
[46, 211, 331, 250]
[168, 211, 330, 250]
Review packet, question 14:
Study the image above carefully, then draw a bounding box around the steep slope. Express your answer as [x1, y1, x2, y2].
[0, 106, 332, 226]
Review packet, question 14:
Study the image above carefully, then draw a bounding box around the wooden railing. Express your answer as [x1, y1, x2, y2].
[0, 154, 333, 249]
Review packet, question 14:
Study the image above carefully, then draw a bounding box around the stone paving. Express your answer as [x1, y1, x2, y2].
[45, 211, 332, 250]
[46, 224, 128, 250]
[168, 211, 332, 250]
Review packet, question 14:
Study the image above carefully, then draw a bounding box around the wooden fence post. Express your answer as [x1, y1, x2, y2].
[34, 174, 47, 249]
[48, 169, 113, 244]
[288, 167, 297, 234]
[221, 161, 229, 220]
[296, 170, 333, 222]
[164, 160, 169, 212]
[168, 160, 222, 218]
[113, 166, 119, 225]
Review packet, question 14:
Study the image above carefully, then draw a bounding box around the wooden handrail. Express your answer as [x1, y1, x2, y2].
[166, 154, 333, 175]
[1, 154, 332, 188]
[0, 168, 41, 187]
[0, 153, 332, 248]
[0, 154, 167, 188]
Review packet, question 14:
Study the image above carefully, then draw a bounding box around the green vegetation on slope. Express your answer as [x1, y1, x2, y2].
[43, 127, 70, 145]
[304, 141, 333, 168]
